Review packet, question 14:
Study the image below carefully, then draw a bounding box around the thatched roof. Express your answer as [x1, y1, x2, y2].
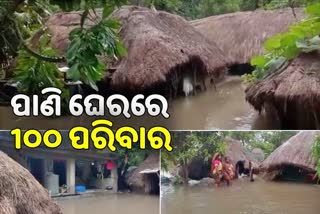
[260, 131, 317, 174]
[245, 51, 320, 129]
[0, 151, 62, 214]
[191, 8, 304, 64]
[127, 152, 159, 191]
[0, 196, 16, 214]
[45, 6, 229, 90]
[225, 138, 259, 168]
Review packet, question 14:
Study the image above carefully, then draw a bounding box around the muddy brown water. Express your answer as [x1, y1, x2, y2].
[0, 76, 276, 130]
[161, 180, 320, 214]
[57, 193, 159, 214]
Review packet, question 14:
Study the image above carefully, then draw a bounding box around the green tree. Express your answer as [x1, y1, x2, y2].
[227, 131, 296, 156]
[196, 0, 241, 18]
[1, 0, 126, 98]
[313, 136, 320, 179]
[162, 131, 226, 185]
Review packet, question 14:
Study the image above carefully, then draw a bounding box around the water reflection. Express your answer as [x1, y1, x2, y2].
[57, 193, 159, 214]
[161, 180, 320, 214]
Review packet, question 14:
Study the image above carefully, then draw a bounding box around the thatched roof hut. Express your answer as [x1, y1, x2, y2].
[45, 6, 229, 92]
[225, 138, 259, 168]
[127, 152, 159, 194]
[191, 8, 304, 65]
[246, 51, 320, 129]
[0, 151, 62, 214]
[260, 131, 317, 181]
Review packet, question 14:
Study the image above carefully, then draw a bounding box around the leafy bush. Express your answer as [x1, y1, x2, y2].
[248, 3, 320, 82]
[313, 136, 320, 179]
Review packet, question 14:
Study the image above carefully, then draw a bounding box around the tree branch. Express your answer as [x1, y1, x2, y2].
[10, 16, 66, 63]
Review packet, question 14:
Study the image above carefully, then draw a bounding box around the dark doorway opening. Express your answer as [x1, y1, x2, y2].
[228, 63, 254, 75]
[53, 160, 66, 186]
[29, 157, 44, 184]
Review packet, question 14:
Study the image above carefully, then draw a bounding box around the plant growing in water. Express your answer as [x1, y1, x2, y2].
[244, 2, 320, 83]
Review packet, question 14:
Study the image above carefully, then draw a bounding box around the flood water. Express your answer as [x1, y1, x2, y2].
[57, 193, 159, 214]
[161, 180, 320, 214]
[0, 76, 274, 130]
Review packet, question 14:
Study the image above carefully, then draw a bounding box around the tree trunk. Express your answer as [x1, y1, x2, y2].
[182, 163, 189, 186]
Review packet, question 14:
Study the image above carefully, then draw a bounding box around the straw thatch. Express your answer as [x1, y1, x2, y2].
[44, 6, 229, 91]
[0, 151, 62, 214]
[246, 51, 320, 129]
[191, 8, 304, 64]
[127, 152, 159, 193]
[225, 138, 259, 168]
[260, 131, 317, 179]
[0, 196, 16, 214]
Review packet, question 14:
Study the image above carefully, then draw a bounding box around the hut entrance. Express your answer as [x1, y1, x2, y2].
[29, 157, 45, 184]
[228, 63, 254, 75]
[53, 160, 67, 186]
[143, 172, 160, 195]
[273, 164, 316, 184]
[167, 56, 210, 98]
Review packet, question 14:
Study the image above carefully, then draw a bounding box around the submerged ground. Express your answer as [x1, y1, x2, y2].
[161, 180, 320, 214]
[57, 193, 159, 214]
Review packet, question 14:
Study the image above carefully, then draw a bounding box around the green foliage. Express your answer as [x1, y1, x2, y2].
[117, 147, 153, 167]
[248, 2, 320, 82]
[265, 0, 320, 9]
[129, 0, 317, 19]
[49, 0, 117, 11]
[196, 0, 240, 17]
[1, 0, 127, 95]
[172, 174, 183, 184]
[14, 34, 65, 95]
[313, 136, 320, 178]
[227, 131, 296, 156]
[161, 131, 226, 171]
[66, 6, 126, 90]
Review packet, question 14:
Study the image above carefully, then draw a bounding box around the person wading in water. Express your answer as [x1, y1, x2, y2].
[211, 153, 223, 187]
[223, 156, 234, 186]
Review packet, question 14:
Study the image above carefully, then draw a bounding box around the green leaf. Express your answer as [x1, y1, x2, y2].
[103, 5, 115, 19]
[69, 28, 83, 39]
[250, 55, 267, 68]
[68, 64, 81, 80]
[115, 41, 127, 56]
[305, 3, 320, 17]
[88, 79, 99, 91]
[103, 19, 121, 29]
[263, 57, 287, 77]
[264, 35, 282, 52]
